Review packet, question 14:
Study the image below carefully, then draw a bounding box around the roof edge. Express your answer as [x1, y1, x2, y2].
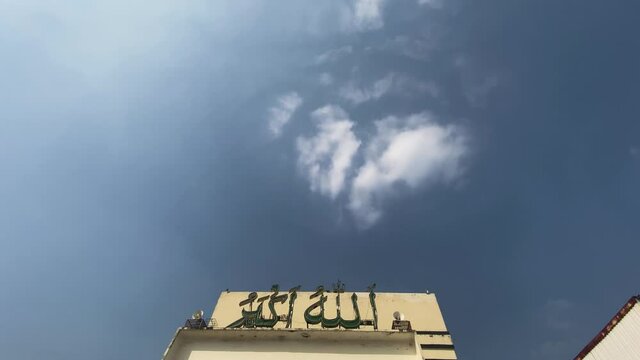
[574, 295, 640, 360]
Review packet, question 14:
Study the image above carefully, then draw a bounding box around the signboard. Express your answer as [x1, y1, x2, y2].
[226, 282, 379, 330]
[391, 320, 412, 331]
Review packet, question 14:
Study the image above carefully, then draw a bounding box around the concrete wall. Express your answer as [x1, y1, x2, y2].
[165, 329, 421, 360]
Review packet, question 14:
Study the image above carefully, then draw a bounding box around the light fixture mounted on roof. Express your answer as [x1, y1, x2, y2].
[184, 310, 207, 329]
[392, 311, 412, 331]
[192, 310, 204, 320]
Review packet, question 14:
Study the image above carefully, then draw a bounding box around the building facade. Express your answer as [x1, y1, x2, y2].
[163, 285, 457, 360]
[575, 295, 640, 360]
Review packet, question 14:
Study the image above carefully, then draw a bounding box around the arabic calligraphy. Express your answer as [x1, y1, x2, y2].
[226, 282, 378, 330]
[303, 285, 326, 327]
[286, 285, 300, 328]
[368, 283, 378, 330]
[303, 281, 376, 330]
[226, 284, 288, 329]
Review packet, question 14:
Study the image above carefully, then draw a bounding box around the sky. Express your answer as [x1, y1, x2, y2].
[0, 0, 639, 359]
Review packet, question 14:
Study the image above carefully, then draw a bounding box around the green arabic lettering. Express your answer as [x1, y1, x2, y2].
[229, 283, 377, 330]
[368, 283, 378, 330]
[285, 285, 301, 328]
[322, 281, 344, 328]
[304, 286, 326, 327]
[255, 285, 288, 328]
[305, 282, 364, 329]
[226, 286, 288, 329]
[226, 292, 259, 328]
[339, 293, 362, 329]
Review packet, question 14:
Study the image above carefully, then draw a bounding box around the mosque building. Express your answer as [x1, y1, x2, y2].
[162, 283, 457, 360]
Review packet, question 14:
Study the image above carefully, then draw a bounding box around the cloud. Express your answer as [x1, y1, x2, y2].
[455, 57, 499, 107]
[340, 0, 386, 32]
[268, 92, 303, 137]
[339, 73, 395, 105]
[339, 73, 436, 105]
[319, 73, 334, 86]
[353, 0, 385, 30]
[394, 75, 440, 98]
[295, 109, 468, 228]
[348, 113, 467, 227]
[374, 35, 436, 61]
[416, 81, 440, 98]
[297, 105, 361, 198]
[315, 46, 353, 65]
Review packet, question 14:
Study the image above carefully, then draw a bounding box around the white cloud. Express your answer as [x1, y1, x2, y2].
[315, 46, 353, 65]
[339, 73, 394, 105]
[348, 113, 466, 227]
[297, 105, 361, 199]
[339, 73, 436, 104]
[340, 0, 385, 32]
[353, 0, 385, 30]
[268, 92, 303, 137]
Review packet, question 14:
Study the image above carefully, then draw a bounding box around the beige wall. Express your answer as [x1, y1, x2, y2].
[165, 329, 421, 360]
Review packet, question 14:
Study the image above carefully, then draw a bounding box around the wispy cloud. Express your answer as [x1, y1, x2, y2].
[340, 0, 386, 32]
[353, 0, 385, 30]
[339, 73, 436, 105]
[374, 35, 436, 61]
[319, 72, 334, 86]
[455, 57, 500, 107]
[348, 113, 467, 227]
[394, 76, 440, 98]
[268, 92, 303, 137]
[339, 73, 394, 105]
[297, 105, 361, 198]
[315, 46, 353, 65]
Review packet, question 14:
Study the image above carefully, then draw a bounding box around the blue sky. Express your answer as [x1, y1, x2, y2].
[1, 0, 639, 359]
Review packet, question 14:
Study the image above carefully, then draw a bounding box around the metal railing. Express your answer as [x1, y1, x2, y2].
[183, 318, 218, 329]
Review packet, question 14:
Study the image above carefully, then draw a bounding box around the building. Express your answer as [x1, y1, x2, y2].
[575, 295, 640, 360]
[163, 284, 457, 360]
